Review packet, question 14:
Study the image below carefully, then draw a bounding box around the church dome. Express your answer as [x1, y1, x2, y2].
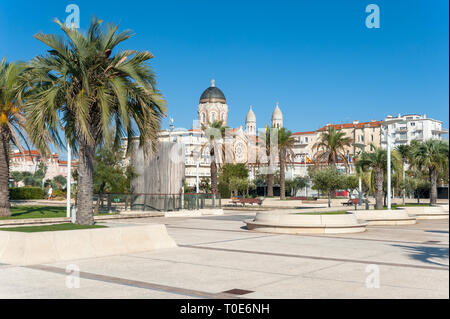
[199, 80, 226, 104]
[272, 103, 283, 120]
[246, 106, 256, 123]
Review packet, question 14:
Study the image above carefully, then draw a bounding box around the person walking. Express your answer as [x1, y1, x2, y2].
[47, 186, 53, 200]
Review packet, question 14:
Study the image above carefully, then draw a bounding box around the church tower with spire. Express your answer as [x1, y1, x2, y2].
[246, 106, 256, 135]
[272, 102, 283, 128]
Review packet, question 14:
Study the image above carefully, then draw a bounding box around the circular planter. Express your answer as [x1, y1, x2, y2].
[244, 212, 367, 234]
[349, 210, 416, 226]
[396, 205, 449, 220]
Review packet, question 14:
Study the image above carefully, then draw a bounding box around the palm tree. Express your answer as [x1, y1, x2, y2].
[277, 128, 295, 200]
[395, 144, 411, 204]
[0, 58, 31, 217]
[22, 18, 167, 225]
[356, 145, 388, 210]
[264, 124, 275, 197]
[410, 140, 449, 205]
[201, 120, 228, 195]
[312, 126, 353, 167]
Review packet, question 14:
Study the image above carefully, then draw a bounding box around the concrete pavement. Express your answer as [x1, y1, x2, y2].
[0, 210, 448, 299]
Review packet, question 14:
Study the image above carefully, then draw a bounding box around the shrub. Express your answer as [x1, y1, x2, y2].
[10, 187, 45, 200]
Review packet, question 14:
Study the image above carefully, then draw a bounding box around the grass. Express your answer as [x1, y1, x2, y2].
[296, 211, 347, 215]
[0, 223, 107, 233]
[1, 206, 67, 220]
[1, 205, 118, 220]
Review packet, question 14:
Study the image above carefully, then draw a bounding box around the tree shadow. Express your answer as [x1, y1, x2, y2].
[424, 230, 449, 234]
[392, 244, 449, 267]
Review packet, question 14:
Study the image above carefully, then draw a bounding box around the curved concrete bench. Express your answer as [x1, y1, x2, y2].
[349, 210, 416, 225]
[244, 212, 367, 234]
[396, 206, 449, 219]
[0, 224, 177, 266]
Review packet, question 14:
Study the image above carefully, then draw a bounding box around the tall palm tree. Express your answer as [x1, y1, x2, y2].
[22, 18, 167, 225]
[312, 126, 353, 167]
[410, 140, 449, 205]
[201, 120, 228, 195]
[356, 145, 388, 210]
[395, 144, 411, 204]
[278, 128, 295, 200]
[0, 58, 31, 217]
[264, 124, 275, 197]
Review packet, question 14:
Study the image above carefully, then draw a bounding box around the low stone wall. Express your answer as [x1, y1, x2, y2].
[245, 212, 367, 234]
[164, 209, 224, 217]
[350, 210, 417, 226]
[0, 224, 177, 266]
[396, 206, 449, 220]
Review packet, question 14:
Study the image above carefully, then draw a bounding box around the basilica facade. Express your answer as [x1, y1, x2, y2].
[158, 80, 285, 187]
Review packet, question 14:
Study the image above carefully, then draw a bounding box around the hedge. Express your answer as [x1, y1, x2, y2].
[10, 187, 45, 200]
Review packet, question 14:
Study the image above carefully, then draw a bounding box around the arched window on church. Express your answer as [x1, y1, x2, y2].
[211, 112, 216, 122]
[221, 113, 225, 121]
[202, 113, 206, 123]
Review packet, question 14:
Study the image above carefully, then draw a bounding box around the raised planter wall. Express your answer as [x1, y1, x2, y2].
[245, 212, 367, 234]
[0, 224, 177, 266]
[350, 210, 416, 226]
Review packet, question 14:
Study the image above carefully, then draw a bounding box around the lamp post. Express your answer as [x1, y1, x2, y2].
[386, 130, 391, 210]
[382, 118, 406, 210]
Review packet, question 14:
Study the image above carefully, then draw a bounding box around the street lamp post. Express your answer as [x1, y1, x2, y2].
[382, 118, 406, 210]
[386, 129, 391, 210]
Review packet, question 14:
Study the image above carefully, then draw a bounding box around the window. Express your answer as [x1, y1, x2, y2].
[305, 137, 309, 142]
[202, 113, 206, 123]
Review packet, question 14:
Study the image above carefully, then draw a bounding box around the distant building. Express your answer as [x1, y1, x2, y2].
[381, 114, 448, 149]
[9, 150, 78, 185]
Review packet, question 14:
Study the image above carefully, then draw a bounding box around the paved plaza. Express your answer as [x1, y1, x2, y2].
[0, 210, 448, 299]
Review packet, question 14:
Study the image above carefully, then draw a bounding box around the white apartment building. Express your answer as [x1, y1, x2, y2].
[381, 114, 448, 149]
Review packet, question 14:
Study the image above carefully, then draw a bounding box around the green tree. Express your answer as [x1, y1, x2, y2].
[23, 18, 166, 225]
[285, 176, 308, 197]
[201, 120, 228, 195]
[395, 144, 411, 204]
[356, 145, 400, 210]
[312, 126, 353, 167]
[219, 163, 248, 197]
[277, 128, 295, 200]
[310, 167, 344, 207]
[410, 140, 449, 205]
[0, 58, 29, 216]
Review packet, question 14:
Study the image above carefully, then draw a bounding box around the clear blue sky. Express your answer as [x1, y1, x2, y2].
[1, 0, 448, 158]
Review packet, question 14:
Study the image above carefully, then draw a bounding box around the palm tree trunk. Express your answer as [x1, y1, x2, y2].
[402, 162, 406, 205]
[280, 148, 286, 200]
[430, 168, 438, 205]
[210, 160, 218, 195]
[76, 142, 95, 225]
[375, 167, 384, 210]
[267, 172, 274, 197]
[327, 190, 331, 208]
[0, 129, 11, 217]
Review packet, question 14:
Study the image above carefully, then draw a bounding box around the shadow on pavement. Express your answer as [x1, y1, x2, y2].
[392, 244, 449, 267]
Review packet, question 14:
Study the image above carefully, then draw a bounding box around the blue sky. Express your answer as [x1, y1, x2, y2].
[0, 0, 448, 158]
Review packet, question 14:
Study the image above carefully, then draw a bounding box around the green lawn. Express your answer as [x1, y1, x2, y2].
[2, 206, 117, 220]
[1, 206, 67, 220]
[0, 223, 107, 233]
[296, 211, 347, 215]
